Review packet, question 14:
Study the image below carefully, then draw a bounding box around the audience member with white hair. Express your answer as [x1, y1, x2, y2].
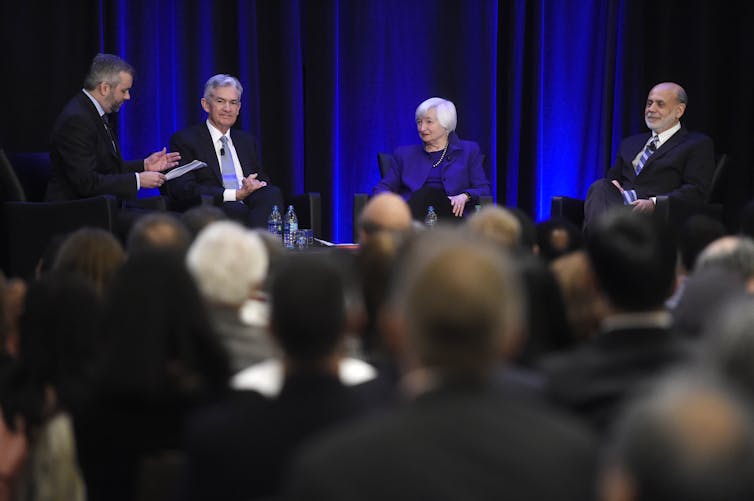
[186, 220, 276, 373]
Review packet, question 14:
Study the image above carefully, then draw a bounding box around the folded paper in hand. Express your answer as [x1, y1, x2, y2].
[165, 160, 207, 181]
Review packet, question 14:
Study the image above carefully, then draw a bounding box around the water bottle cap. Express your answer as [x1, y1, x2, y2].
[428, 205, 435, 210]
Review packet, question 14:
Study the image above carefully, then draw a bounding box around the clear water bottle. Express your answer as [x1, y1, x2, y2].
[267, 205, 283, 240]
[283, 205, 298, 249]
[424, 205, 438, 228]
[475, 204, 482, 214]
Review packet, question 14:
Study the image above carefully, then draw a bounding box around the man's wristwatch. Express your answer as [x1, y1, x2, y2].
[463, 192, 472, 202]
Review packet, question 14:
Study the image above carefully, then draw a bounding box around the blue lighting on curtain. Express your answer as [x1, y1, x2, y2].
[91, 0, 631, 240]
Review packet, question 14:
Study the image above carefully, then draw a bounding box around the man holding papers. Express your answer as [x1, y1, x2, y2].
[167, 74, 283, 228]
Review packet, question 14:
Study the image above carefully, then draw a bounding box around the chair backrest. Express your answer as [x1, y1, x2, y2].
[7, 152, 52, 202]
[0, 149, 26, 202]
[708, 153, 729, 204]
[2, 196, 116, 279]
[376, 153, 394, 178]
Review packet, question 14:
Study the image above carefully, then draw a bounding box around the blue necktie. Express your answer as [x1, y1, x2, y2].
[635, 136, 658, 175]
[219, 136, 239, 189]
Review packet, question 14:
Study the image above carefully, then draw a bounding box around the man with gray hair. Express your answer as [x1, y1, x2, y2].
[167, 74, 283, 228]
[694, 235, 754, 292]
[47, 53, 180, 202]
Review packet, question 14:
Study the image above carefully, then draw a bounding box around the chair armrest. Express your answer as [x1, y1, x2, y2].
[353, 193, 369, 242]
[123, 195, 167, 211]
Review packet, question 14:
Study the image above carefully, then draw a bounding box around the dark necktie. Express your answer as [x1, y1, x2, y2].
[102, 114, 118, 153]
[635, 136, 658, 175]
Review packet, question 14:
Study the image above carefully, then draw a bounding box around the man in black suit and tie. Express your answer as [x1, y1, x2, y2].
[584, 82, 715, 230]
[167, 74, 283, 228]
[46, 53, 180, 202]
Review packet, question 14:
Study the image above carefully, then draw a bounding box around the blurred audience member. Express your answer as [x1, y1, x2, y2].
[465, 204, 521, 250]
[184, 253, 372, 500]
[600, 373, 754, 501]
[52, 227, 125, 296]
[74, 252, 229, 501]
[550, 250, 608, 343]
[536, 216, 582, 261]
[694, 235, 754, 292]
[285, 229, 596, 500]
[186, 221, 276, 373]
[357, 192, 413, 245]
[127, 212, 191, 257]
[541, 210, 689, 434]
[666, 214, 726, 308]
[1, 273, 102, 501]
[180, 205, 227, 240]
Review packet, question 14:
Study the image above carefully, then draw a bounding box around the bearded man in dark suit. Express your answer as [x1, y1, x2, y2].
[167, 74, 283, 228]
[47, 53, 180, 202]
[584, 82, 715, 230]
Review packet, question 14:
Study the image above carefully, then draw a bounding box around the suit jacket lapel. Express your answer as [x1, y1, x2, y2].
[199, 125, 223, 185]
[79, 92, 121, 162]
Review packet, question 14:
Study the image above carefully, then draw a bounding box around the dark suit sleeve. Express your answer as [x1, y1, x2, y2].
[649, 133, 714, 202]
[51, 110, 138, 199]
[168, 129, 225, 205]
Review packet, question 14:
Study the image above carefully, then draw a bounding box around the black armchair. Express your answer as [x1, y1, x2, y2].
[0, 150, 118, 278]
[353, 152, 494, 241]
[551, 154, 729, 230]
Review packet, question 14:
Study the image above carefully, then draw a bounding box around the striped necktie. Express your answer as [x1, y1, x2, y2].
[219, 136, 239, 189]
[635, 136, 658, 175]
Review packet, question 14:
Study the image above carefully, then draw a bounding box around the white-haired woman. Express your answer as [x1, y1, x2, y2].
[374, 97, 491, 220]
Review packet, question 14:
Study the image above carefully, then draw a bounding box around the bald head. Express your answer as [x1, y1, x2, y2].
[358, 192, 413, 244]
[695, 236, 754, 290]
[645, 82, 687, 134]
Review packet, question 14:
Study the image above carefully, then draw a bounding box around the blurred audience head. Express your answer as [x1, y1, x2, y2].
[98, 251, 229, 400]
[187, 221, 268, 308]
[127, 212, 191, 257]
[601, 372, 754, 501]
[587, 211, 676, 312]
[695, 235, 754, 292]
[536, 216, 583, 262]
[677, 214, 726, 273]
[550, 250, 607, 342]
[181, 205, 227, 240]
[18, 272, 102, 410]
[270, 254, 347, 367]
[388, 228, 522, 378]
[358, 192, 413, 245]
[52, 227, 126, 296]
[703, 296, 754, 397]
[507, 207, 538, 254]
[465, 205, 521, 251]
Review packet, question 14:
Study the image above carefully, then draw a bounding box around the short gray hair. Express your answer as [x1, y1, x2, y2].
[203, 74, 243, 100]
[695, 236, 754, 281]
[83, 53, 135, 91]
[415, 97, 457, 132]
[186, 221, 268, 306]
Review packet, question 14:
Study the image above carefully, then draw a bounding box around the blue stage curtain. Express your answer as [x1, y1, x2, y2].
[3, 0, 752, 240]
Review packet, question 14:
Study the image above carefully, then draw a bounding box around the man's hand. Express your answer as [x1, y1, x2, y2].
[448, 193, 470, 218]
[144, 147, 181, 172]
[235, 173, 267, 201]
[138, 171, 167, 189]
[631, 198, 655, 213]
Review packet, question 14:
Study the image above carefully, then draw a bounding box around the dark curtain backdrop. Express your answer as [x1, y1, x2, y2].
[2, 0, 753, 241]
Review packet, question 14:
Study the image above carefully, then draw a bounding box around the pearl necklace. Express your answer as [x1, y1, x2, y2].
[431, 142, 449, 168]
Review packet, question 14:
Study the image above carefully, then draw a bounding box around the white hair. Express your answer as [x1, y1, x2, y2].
[415, 97, 457, 132]
[203, 74, 243, 100]
[186, 221, 268, 306]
